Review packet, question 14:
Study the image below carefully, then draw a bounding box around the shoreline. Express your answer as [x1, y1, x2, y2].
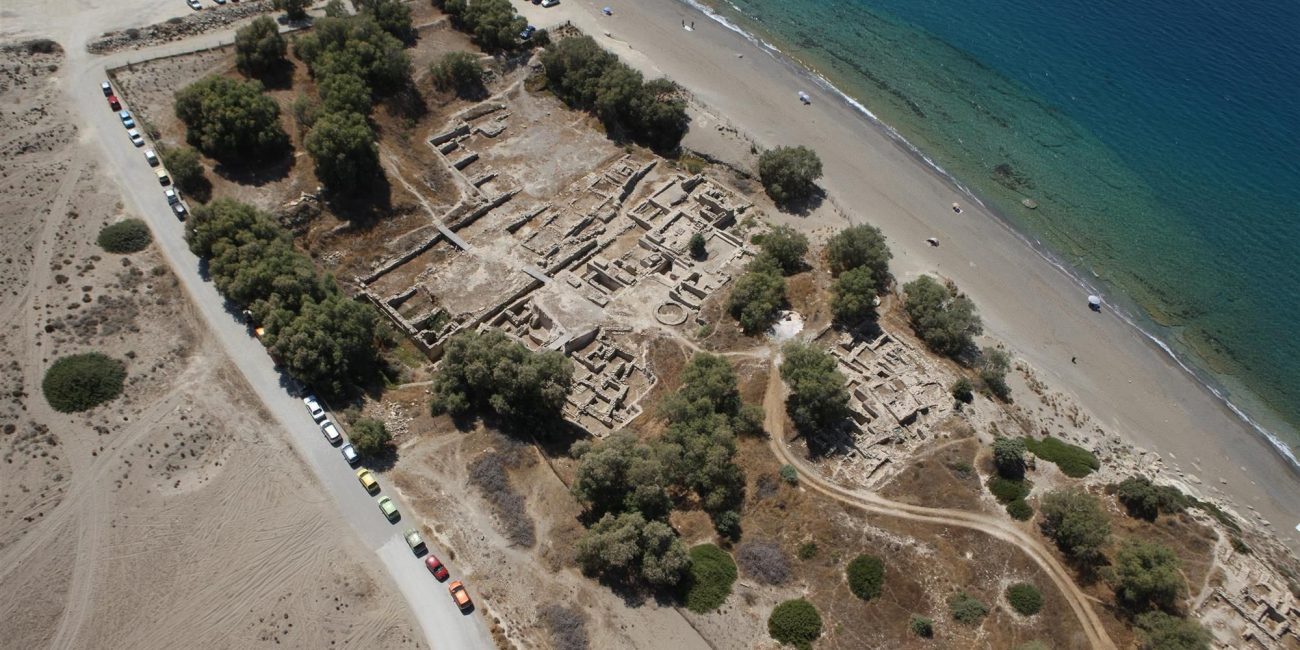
[513, 0, 1300, 551]
[681, 0, 1300, 473]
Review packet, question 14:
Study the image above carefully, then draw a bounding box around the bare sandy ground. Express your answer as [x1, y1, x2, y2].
[515, 0, 1300, 552]
[0, 46, 423, 650]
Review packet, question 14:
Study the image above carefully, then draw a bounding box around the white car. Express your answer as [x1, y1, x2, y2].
[128, 129, 144, 147]
[164, 188, 179, 205]
[321, 420, 342, 446]
[144, 149, 159, 166]
[100, 80, 112, 95]
[303, 395, 326, 422]
[187, 0, 202, 9]
[173, 202, 188, 219]
[541, 0, 558, 6]
[341, 443, 359, 465]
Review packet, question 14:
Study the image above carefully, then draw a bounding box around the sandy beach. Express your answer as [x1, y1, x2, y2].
[514, 0, 1300, 551]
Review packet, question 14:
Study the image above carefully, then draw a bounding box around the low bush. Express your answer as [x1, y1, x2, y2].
[42, 352, 126, 412]
[538, 604, 588, 650]
[1023, 436, 1099, 477]
[951, 377, 974, 403]
[430, 51, 485, 97]
[988, 476, 1031, 504]
[349, 417, 391, 455]
[97, 219, 151, 253]
[1006, 582, 1043, 616]
[780, 464, 798, 485]
[1006, 498, 1034, 521]
[909, 615, 934, 638]
[737, 539, 791, 585]
[768, 598, 822, 649]
[846, 554, 885, 600]
[797, 542, 819, 560]
[468, 451, 535, 547]
[684, 544, 738, 613]
[949, 591, 988, 625]
[1134, 611, 1211, 650]
[1114, 475, 1189, 521]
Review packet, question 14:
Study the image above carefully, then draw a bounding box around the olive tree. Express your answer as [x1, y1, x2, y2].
[757, 146, 822, 206]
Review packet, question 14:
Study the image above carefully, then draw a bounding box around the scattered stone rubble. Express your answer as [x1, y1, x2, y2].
[88, 1, 277, 54]
[1196, 541, 1300, 649]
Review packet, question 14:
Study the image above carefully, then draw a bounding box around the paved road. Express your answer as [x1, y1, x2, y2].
[58, 32, 494, 650]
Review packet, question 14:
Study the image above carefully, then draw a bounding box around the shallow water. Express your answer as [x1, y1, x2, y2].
[697, 0, 1300, 455]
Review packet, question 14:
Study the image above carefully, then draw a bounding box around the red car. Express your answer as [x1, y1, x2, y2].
[107, 95, 120, 110]
[424, 554, 449, 581]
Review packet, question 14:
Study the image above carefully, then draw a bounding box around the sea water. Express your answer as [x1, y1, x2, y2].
[692, 0, 1300, 460]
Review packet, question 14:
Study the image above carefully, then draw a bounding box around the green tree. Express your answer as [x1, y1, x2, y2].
[1134, 611, 1211, 650]
[824, 224, 892, 289]
[979, 347, 1012, 400]
[727, 257, 786, 334]
[174, 76, 289, 163]
[294, 15, 412, 93]
[684, 544, 737, 613]
[276, 0, 310, 21]
[185, 198, 283, 259]
[754, 225, 808, 274]
[456, 0, 526, 52]
[846, 555, 885, 601]
[780, 341, 851, 436]
[993, 437, 1027, 479]
[1113, 540, 1186, 612]
[209, 235, 327, 319]
[902, 275, 983, 359]
[350, 417, 392, 455]
[265, 293, 381, 398]
[42, 353, 126, 413]
[830, 266, 877, 326]
[1006, 582, 1043, 616]
[324, 0, 350, 16]
[570, 431, 672, 519]
[757, 146, 822, 206]
[629, 78, 689, 152]
[305, 110, 379, 195]
[159, 145, 210, 202]
[1115, 476, 1189, 521]
[354, 0, 416, 43]
[235, 16, 287, 77]
[429, 51, 485, 97]
[951, 377, 974, 404]
[428, 328, 573, 421]
[1039, 487, 1111, 563]
[768, 599, 822, 649]
[318, 72, 373, 116]
[688, 232, 707, 259]
[575, 511, 689, 587]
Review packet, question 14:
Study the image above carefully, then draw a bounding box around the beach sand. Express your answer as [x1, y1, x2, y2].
[515, 0, 1300, 552]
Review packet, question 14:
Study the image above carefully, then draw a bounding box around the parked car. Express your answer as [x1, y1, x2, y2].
[174, 202, 188, 219]
[107, 94, 120, 110]
[118, 111, 134, 128]
[164, 188, 180, 205]
[356, 468, 379, 493]
[340, 442, 359, 465]
[101, 80, 112, 96]
[519, 25, 537, 40]
[187, 0, 202, 9]
[541, 0, 559, 7]
[128, 129, 144, 147]
[425, 554, 449, 580]
[404, 528, 426, 555]
[302, 395, 326, 422]
[321, 419, 342, 445]
[156, 169, 171, 185]
[448, 581, 473, 611]
[377, 496, 399, 521]
[144, 150, 159, 166]
[214, 0, 226, 4]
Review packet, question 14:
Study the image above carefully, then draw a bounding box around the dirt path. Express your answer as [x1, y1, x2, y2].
[761, 364, 1117, 650]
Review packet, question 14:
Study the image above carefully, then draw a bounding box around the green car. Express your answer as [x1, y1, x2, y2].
[378, 496, 399, 522]
[404, 528, 426, 555]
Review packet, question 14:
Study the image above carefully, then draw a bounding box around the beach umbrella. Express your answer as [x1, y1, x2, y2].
[602, 6, 612, 14]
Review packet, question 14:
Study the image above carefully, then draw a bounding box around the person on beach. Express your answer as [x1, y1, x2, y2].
[1071, 356, 1077, 364]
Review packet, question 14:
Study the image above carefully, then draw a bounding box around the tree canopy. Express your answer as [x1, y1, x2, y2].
[304, 110, 380, 194]
[780, 341, 851, 436]
[174, 75, 289, 163]
[727, 255, 786, 334]
[825, 224, 892, 289]
[1115, 476, 1189, 521]
[446, 0, 526, 52]
[294, 15, 412, 93]
[1113, 540, 1186, 612]
[571, 431, 672, 520]
[160, 145, 209, 202]
[318, 72, 373, 116]
[753, 225, 808, 275]
[235, 16, 287, 78]
[428, 328, 573, 422]
[1039, 487, 1111, 563]
[1134, 611, 1211, 650]
[978, 347, 1012, 400]
[349, 417, 392, 456]
[574, 511, 690, 587]
[902, 275, 983, 359]
[757, 146, 822, 206]
[830, 265, 877, 326]
[993, 437, 1027, 479]
[768, 599, 822, 649]
[276, 0, 310, 21]
[354, 0, 416, 44]
[264, 292, 381, 397]
[429, 51, 485, 97]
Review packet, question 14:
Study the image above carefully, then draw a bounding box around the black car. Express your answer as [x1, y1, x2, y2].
[519, 25, 537, 40]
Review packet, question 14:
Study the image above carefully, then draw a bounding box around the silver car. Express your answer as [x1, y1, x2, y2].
[341, 443, 359, 465]
[321, 420, 342, 446]
[302, 395, 326, 422]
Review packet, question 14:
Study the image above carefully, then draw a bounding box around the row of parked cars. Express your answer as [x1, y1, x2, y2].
[187, 0, 238, 10]
[101, 80, 189, 219]
[302, 394, 474, 612]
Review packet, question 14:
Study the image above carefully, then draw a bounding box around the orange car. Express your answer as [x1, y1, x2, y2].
[448, 581, 473, 611]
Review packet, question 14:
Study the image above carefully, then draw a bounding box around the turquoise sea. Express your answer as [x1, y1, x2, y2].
[689, 0, 1300, 461]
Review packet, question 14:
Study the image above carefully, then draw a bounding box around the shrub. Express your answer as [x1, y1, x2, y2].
[689, 232, 707, 259]
[469, 451, 535, 546]
[1006, 498, 1034, 521]
[538, 604, 589, 650]
[275, 0, 310, 20]
[797, 542, 818, 560]
[1039, 487, 1111, 563]
[1006, 582, 1043, 616]
[42, 353, 126, 412]
[159, 145, 209, 202]
[1023, 436, 1100, 478]
[779, 464, 799, 485]
[736, 539, 790, 585]
[305, 110, 380, 195]
[1115, 475, 1188, 521]
[780, 342, 851, 436]
[902, 275, 982, 359]
[909, 615, 934, 638]
[824, 224, 891, 289]
[757, 146, 822, 206]
[727, 256, 786, 333]
[349, 417, 391, 455]
[993, 437, 1027, 479]
[684, 544, 737, 613]
[753, 225, 808, 274]
[978, 347, 1012, 401]
[97, 219, 151, 253]
[1113, 540, 1185, 612]
[234, 16, 287, 77]
[1134, 611, 1211, 650]
[429, 328, 572, 422]
[987, 476, 1031, 504]
[951, 377, 974, 403]
[948, 591, 988, 625]
[767, 599, 822, 649]
[430, 51, 485, 97]
[711, 509, 741, 540]
[174, 75, 289, 163]
[830, 266, 877, 326]
[846, 554, 885, 600]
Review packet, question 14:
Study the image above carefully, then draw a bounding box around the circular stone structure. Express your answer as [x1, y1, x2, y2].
[654, 302, 689, 326]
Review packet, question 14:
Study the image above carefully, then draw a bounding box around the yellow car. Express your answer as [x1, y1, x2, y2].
[156, 168, 171, 185]
[356, 468, 378, 494]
